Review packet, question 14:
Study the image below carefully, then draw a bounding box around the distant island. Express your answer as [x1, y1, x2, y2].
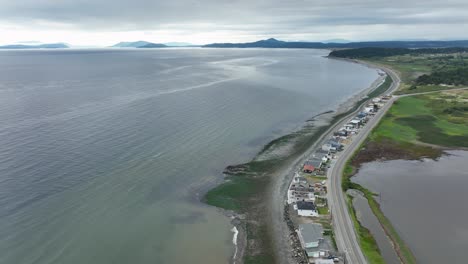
[111, 41, 200, 48]
[111, 41, 166, 48]
[203, 38, 468, 49]
[0, 43, 69, 49]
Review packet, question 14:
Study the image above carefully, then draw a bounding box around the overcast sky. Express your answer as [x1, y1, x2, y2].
[0, 0, 467, 46]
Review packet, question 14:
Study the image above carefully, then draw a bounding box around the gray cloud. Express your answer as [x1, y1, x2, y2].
[0, 0, 467, 41]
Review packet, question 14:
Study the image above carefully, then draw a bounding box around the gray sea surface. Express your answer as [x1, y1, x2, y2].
[353, 150, 468, 264]
[0, 48, 378, 264]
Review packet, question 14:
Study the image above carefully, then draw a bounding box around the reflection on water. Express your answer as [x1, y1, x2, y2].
[353, 150, 468, 264]
[350, 191, 400, 264]
[0, 48, 378, 264]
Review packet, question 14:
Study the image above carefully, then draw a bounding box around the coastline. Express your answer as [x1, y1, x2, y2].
[203, 56, 391, 264]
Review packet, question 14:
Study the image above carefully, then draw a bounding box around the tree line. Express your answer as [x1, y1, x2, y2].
[329, 47, 468, 58]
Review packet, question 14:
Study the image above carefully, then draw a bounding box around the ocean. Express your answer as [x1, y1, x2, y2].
[0, 48, 378, 264]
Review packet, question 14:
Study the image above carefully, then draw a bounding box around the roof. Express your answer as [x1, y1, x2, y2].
[316, 149, 330, 155]
[315, 259, 334, 264]
[306, 159, 322, 168]
[297, 201, 316, 211]
[294, 176, 307, 182]
[298, 223, 323, 243]
[303, 164, 315, 171]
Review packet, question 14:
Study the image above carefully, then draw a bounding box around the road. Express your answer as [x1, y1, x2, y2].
[327, 66, 400, 264]
[269, 63, 400, 264]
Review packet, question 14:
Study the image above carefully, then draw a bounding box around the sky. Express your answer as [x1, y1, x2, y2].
[0, 0, 467, 46]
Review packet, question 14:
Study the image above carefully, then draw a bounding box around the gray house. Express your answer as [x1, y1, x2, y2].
[297, 223, 327, 258]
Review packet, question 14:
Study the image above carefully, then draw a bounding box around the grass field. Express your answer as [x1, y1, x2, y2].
[342, 90, 467, 264]
[367, 53, 468, 94]
[371, 91, 468, 147]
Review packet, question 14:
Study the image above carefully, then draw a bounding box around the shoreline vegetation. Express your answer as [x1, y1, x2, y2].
[337, 47, 468, 264]
[203, 58, 392, 264]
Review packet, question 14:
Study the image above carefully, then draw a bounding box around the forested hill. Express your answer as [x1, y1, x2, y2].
[416, 67, 468, 86]
[204, 39, 468, 49]
[329, 47, 468, 58]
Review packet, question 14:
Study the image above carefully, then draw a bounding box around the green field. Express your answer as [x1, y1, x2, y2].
[367, 53, 468, 94]
[343, 90, 467, 264]
[371, 90, 468, 148]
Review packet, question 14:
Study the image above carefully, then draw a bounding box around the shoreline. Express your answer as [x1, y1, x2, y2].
[203, 56, 391, 264]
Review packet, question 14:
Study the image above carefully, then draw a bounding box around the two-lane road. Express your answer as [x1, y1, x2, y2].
[328, 66, 400, 264]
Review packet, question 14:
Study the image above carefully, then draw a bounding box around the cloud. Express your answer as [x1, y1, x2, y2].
[0, 0, 467, 45]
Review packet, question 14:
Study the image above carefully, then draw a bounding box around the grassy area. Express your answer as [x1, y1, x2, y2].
[370, 92, 468, 147]
[366, 53, 468, 94]
[346, 194, 386, 264]
[317, 206, 329, 215]
[203, 66, 395, 263]
[341, 88, 467, 264]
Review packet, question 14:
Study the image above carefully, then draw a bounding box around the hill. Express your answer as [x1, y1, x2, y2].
[204, 39, 468, 49]
[0, 43, 69, 49]
[111, 41, 166, 48]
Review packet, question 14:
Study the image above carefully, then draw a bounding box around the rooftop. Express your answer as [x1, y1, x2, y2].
[298, 223, 324, 243]
[306, 159, 322, 168]
[297, 201, 316, 211]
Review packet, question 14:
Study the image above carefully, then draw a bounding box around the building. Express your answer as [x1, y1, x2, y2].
[293, 175, 308, 184]
[349, 119, 361, 127]
[295, 201, 318, 217]
[304, 158, 323, 172]
[315, 259, 334, 264]
[322, 143, 332, 151]
[297, 223, 327, 258]
[303, 164, 315, 173]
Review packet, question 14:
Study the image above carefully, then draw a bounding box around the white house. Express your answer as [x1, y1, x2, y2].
[295, 201, 318, 217]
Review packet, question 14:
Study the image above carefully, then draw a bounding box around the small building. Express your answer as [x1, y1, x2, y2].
[293, 174, 308, 184]
[333, 130, 348, 137]
[296, 201, 318, 217]
[327, 140, 343, 151]
[364, 106, 374, 113]
[297, 223, 327, 257]
[322, 143, 332, 151]
[350, 119, 361, 127]
[315, 259, 334, 264]
[303, 164, 315, 173]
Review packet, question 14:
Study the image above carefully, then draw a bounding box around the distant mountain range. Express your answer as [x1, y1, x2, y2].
[0, 43, 69, 49]
[111, 41, 198, 48]
[203, 38, 468, 49]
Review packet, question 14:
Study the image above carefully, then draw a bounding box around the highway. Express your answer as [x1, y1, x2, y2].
[327, 66, 400, 264]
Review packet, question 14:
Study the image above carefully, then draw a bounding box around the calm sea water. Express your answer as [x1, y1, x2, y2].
[0, 48, 378, 264]
[353, 151, 468, 264]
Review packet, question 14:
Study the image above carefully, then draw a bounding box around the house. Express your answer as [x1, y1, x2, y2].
[333, 130, 348, 137]
[327, 140, 343, 151]
[364, 106, 374, 113]
[344, 124, 354, 131]
[350, 119, 361, 127]
[293, 175, 308, 184]
[357, 112, 367, 118]
[297, 223, 327, 258]
[303, 164, 315, 173]
[305, 158, 323, 170]
[315, 259, 334, 264]
[295, 201, 318, 217]
[289, 182, 316, 203]
[322, 143, 332, 151]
